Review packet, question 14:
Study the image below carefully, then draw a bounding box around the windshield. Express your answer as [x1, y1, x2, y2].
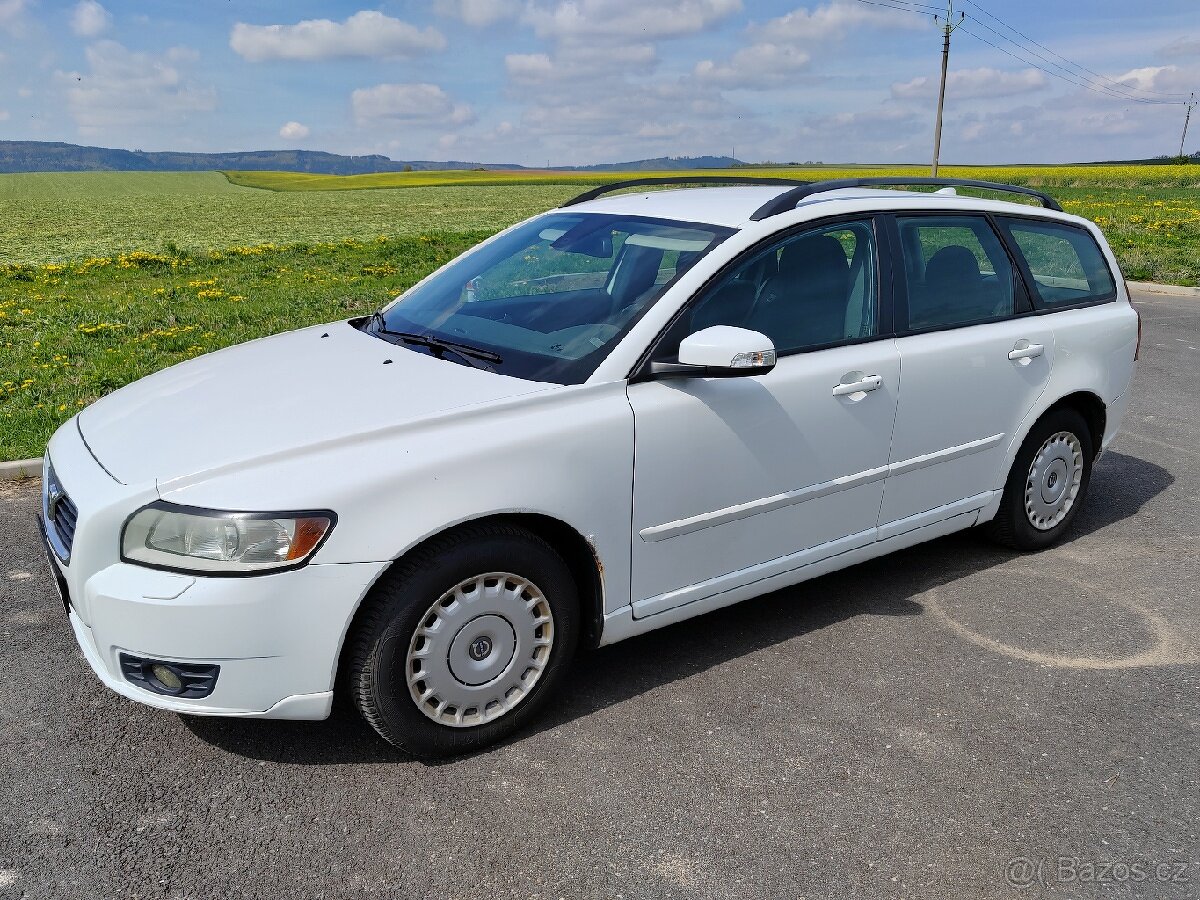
[370, 212, 734, 383]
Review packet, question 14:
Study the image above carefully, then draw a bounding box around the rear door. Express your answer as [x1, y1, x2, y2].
[880, 213, 1054, 535]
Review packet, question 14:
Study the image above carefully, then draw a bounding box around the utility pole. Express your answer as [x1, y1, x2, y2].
[931, 1, 965, 177]
[1179, 93, 1195, 160]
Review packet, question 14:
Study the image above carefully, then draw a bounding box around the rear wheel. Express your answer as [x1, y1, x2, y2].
[987, 407, 1093, 551]
[348, 523, 579, 758]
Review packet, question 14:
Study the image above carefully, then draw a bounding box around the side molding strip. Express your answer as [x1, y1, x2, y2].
[639, 466, 888, 543]
[639, 433, 1004, 543]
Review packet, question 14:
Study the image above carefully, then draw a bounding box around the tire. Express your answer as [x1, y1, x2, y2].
[986, 407, 1093, 551]
[347, 523, 579, 758]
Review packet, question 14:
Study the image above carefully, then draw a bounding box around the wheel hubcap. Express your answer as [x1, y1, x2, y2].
[405, 573, 554, 728]
[1025, 431, 1083, 531]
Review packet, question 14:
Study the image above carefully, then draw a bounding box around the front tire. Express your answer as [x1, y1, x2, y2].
[987, 407, 1093, 551]
[347, 523, 579, 758]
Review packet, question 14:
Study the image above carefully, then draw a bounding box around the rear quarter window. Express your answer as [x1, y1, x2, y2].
[999, 218, 1116, 308]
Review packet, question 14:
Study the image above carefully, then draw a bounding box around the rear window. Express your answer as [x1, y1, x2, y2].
[999, 218, 1116, 308]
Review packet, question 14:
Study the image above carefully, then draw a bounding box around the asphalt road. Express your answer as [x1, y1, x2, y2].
[1, 289, 1197, 900]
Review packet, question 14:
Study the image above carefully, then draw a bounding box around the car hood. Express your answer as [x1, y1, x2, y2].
[78, 321, 552, 486]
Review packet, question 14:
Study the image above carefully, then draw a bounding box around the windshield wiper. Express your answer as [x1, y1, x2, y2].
[368, 312, 503, 368]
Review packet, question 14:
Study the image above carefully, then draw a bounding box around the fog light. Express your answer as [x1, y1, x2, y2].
[119, 653, 220, 699]
[150, 664, 183, 693]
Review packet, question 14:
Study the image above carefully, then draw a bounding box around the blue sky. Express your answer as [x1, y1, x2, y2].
[1, 0, 1197, 165]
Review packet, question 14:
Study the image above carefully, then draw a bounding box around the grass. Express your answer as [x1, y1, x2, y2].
[0, 233, 484, 460]
[226, 163, 1200, 192]
[1, 164, 1197, 460]
[0, 172, 581, 264]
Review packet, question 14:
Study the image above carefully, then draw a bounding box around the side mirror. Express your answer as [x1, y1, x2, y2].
[650, 325, 777, 378]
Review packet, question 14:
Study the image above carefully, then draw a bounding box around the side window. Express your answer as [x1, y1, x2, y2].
[656, 220, 879, 358]
[897, 216, 1017, 331]
[998, 218, 1116, 308]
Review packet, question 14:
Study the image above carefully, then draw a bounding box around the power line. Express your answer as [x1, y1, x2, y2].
[960, 16, 1187, 104]
[958, 25, 1183, 105]
[850, 0, 938, 14]
[961, 0, 1190, 99]
[850, 0, 1190, 106]
[865, 0, 942, 11]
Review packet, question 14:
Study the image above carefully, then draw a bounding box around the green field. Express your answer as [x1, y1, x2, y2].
[0, 171, 581, 264]
[1, 165, 1198, 461]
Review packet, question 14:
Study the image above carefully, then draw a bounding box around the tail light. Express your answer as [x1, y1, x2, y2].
[1134, 304, 1143, 361]
[1120, 270, 1142, 361]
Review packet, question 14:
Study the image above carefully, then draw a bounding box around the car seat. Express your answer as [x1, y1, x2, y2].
[746, 234, 851, 350]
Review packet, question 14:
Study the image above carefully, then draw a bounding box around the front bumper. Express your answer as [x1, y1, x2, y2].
[41, 420, 390, 720]
[62, 557, 387, 719]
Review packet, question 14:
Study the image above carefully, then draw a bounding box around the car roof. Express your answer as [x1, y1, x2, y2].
[562, 185, 1072, 229]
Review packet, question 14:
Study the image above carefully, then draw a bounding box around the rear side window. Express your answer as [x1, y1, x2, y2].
[998, 218, 1116, 308]
[896, 216, 1017, 331]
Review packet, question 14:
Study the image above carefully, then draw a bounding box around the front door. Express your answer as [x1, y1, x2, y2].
[627, 218, 901, 618]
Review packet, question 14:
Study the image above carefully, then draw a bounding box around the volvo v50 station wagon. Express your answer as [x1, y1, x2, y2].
[41, 176, 1139, 757]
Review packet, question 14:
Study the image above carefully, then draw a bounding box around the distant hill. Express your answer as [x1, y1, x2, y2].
[555, 155, 743, 172]
[0, 141, 749, 175]
[1087, 152, 1200, 165]
[0, 141, 527, 174]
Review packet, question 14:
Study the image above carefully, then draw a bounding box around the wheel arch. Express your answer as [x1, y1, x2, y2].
[331, 512, 606, 701]
[980, 388, 1107, 526]
[1046, 390, 1106, 459]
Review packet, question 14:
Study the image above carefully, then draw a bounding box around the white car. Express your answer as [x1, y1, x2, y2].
[41, 176, 1139, 757]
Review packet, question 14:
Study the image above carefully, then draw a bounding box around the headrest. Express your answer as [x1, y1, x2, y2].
[777, 234, 848, 278]
[925, 245, 982, 289]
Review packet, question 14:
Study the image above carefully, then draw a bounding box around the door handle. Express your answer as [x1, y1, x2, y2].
[833, 374, 883, 396]
[1008, 342, 1045, 362]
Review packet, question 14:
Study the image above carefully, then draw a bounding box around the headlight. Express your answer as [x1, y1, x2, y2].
[121, 503, 336, 575]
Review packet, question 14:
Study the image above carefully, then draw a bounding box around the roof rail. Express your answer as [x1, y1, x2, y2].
[749, 177, 1063, 220]
[562, 175, 811, 208]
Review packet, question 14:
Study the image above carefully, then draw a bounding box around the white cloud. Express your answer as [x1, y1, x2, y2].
[694, 42, 811, 87]
[279, 120, 310, 140]
[352, 83, 475, 126]
[1109, 64, 1188, 94]
[56, 41, 215, 131]
[1160, 37, 1200, 59]
[748, 0, 921, 42]
[522, 0, 741, 42]
[70, 0, 111, 37]
[695, 0, 925, 90]
[0, 0, 24, 24]
[434, 0, 517, 27]
[891, 68, 1049, 101]
[230, 11, 445, 62]
[506, 43, 657, 84]
[0, 0, 26, 32]
[0, 109, 9, 121]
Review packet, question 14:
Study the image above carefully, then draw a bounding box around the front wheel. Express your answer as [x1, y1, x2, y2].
[986, 407, 1093, 551]
[347, 523, 579, 758]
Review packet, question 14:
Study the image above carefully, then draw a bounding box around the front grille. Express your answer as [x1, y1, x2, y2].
[43, 461, 79, 558]
[53, 493, 79, 552]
